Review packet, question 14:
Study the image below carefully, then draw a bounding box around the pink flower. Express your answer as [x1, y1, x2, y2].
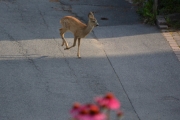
[116, 110, 124, 117]
[88, 104, 106, 120]
[70, 102, 82, 117]
[70, 93, 122, 120]
[95, 92, 121, 110]
[116, 110, 124, 119]
[72, 104, 106, 120]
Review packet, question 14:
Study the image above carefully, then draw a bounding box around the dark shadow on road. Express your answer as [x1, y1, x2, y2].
[0, 0, 161, 41]
[0, 51, 180, 120]
[60, 0, 140, 26]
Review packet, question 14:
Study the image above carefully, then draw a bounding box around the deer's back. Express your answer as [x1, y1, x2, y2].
[60, 16, 86, 32]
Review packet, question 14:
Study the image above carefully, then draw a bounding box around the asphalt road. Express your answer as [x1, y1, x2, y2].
[0, 0, 180, 120]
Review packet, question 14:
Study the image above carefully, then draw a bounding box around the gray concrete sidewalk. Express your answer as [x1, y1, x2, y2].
[93, 24, 180, 120]
[0, 0, 180, 120]
[69, 0, 180, 119]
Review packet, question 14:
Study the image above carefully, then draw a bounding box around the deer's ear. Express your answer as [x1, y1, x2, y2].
[88, 12, 94, 19]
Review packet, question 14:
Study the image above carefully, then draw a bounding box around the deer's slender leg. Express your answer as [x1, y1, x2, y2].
[60, 12, 98, 58]
[77, 38, 81, 58]
[59, 28, 69, 49]
[68, 36, 78, 49]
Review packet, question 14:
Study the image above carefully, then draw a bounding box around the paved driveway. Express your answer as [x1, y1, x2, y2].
[0, 0, 180, 120]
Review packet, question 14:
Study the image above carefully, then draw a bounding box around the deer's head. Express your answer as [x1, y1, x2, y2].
[88, 12, 99, 27]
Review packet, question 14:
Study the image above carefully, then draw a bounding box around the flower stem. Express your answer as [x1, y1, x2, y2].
[106, 109, 110, 120]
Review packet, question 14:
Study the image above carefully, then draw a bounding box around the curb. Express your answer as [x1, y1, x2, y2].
[161, 30, 180, 61]
[156, 15, 180, 62]
[156, 15, 168, 29]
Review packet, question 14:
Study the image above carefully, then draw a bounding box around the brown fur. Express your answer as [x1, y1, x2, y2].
[59, 12, 99, 58]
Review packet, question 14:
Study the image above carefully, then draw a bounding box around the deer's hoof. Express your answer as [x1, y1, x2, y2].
[64, 48, 69, 50]
[77, 55, 81, 58]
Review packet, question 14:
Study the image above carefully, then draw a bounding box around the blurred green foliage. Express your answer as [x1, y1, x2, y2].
[158, 0, 180, 14]
[133, 0, 156, 24]
[133, 0, 180, 25]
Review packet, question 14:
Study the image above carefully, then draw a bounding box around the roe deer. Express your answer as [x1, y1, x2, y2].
[59, 12, 99, 58]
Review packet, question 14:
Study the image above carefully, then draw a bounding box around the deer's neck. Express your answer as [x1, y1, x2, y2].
[84, 21, 94, 36]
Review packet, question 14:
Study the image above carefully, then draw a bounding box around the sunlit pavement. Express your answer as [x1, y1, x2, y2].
[0, 0, 180, 120]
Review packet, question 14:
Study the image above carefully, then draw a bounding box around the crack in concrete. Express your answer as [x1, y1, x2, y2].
[58, 2, 141, 118]
[59, 1, 86, 24]
[24, 50, 41, 72]
[0, 26, 24, 56]
[38, 8, 49, 29]
[91, 32, 141, 120]
[0, 25, 41, 72]
[16, 2, 24, 21]
[0, 1, 10, 8]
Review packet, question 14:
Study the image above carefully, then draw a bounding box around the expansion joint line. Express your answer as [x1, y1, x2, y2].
[38, 7, 49, 29]
[92, 31, 141, 120]
[59, 1, 86, 23]
[0, 26, 40, 71]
